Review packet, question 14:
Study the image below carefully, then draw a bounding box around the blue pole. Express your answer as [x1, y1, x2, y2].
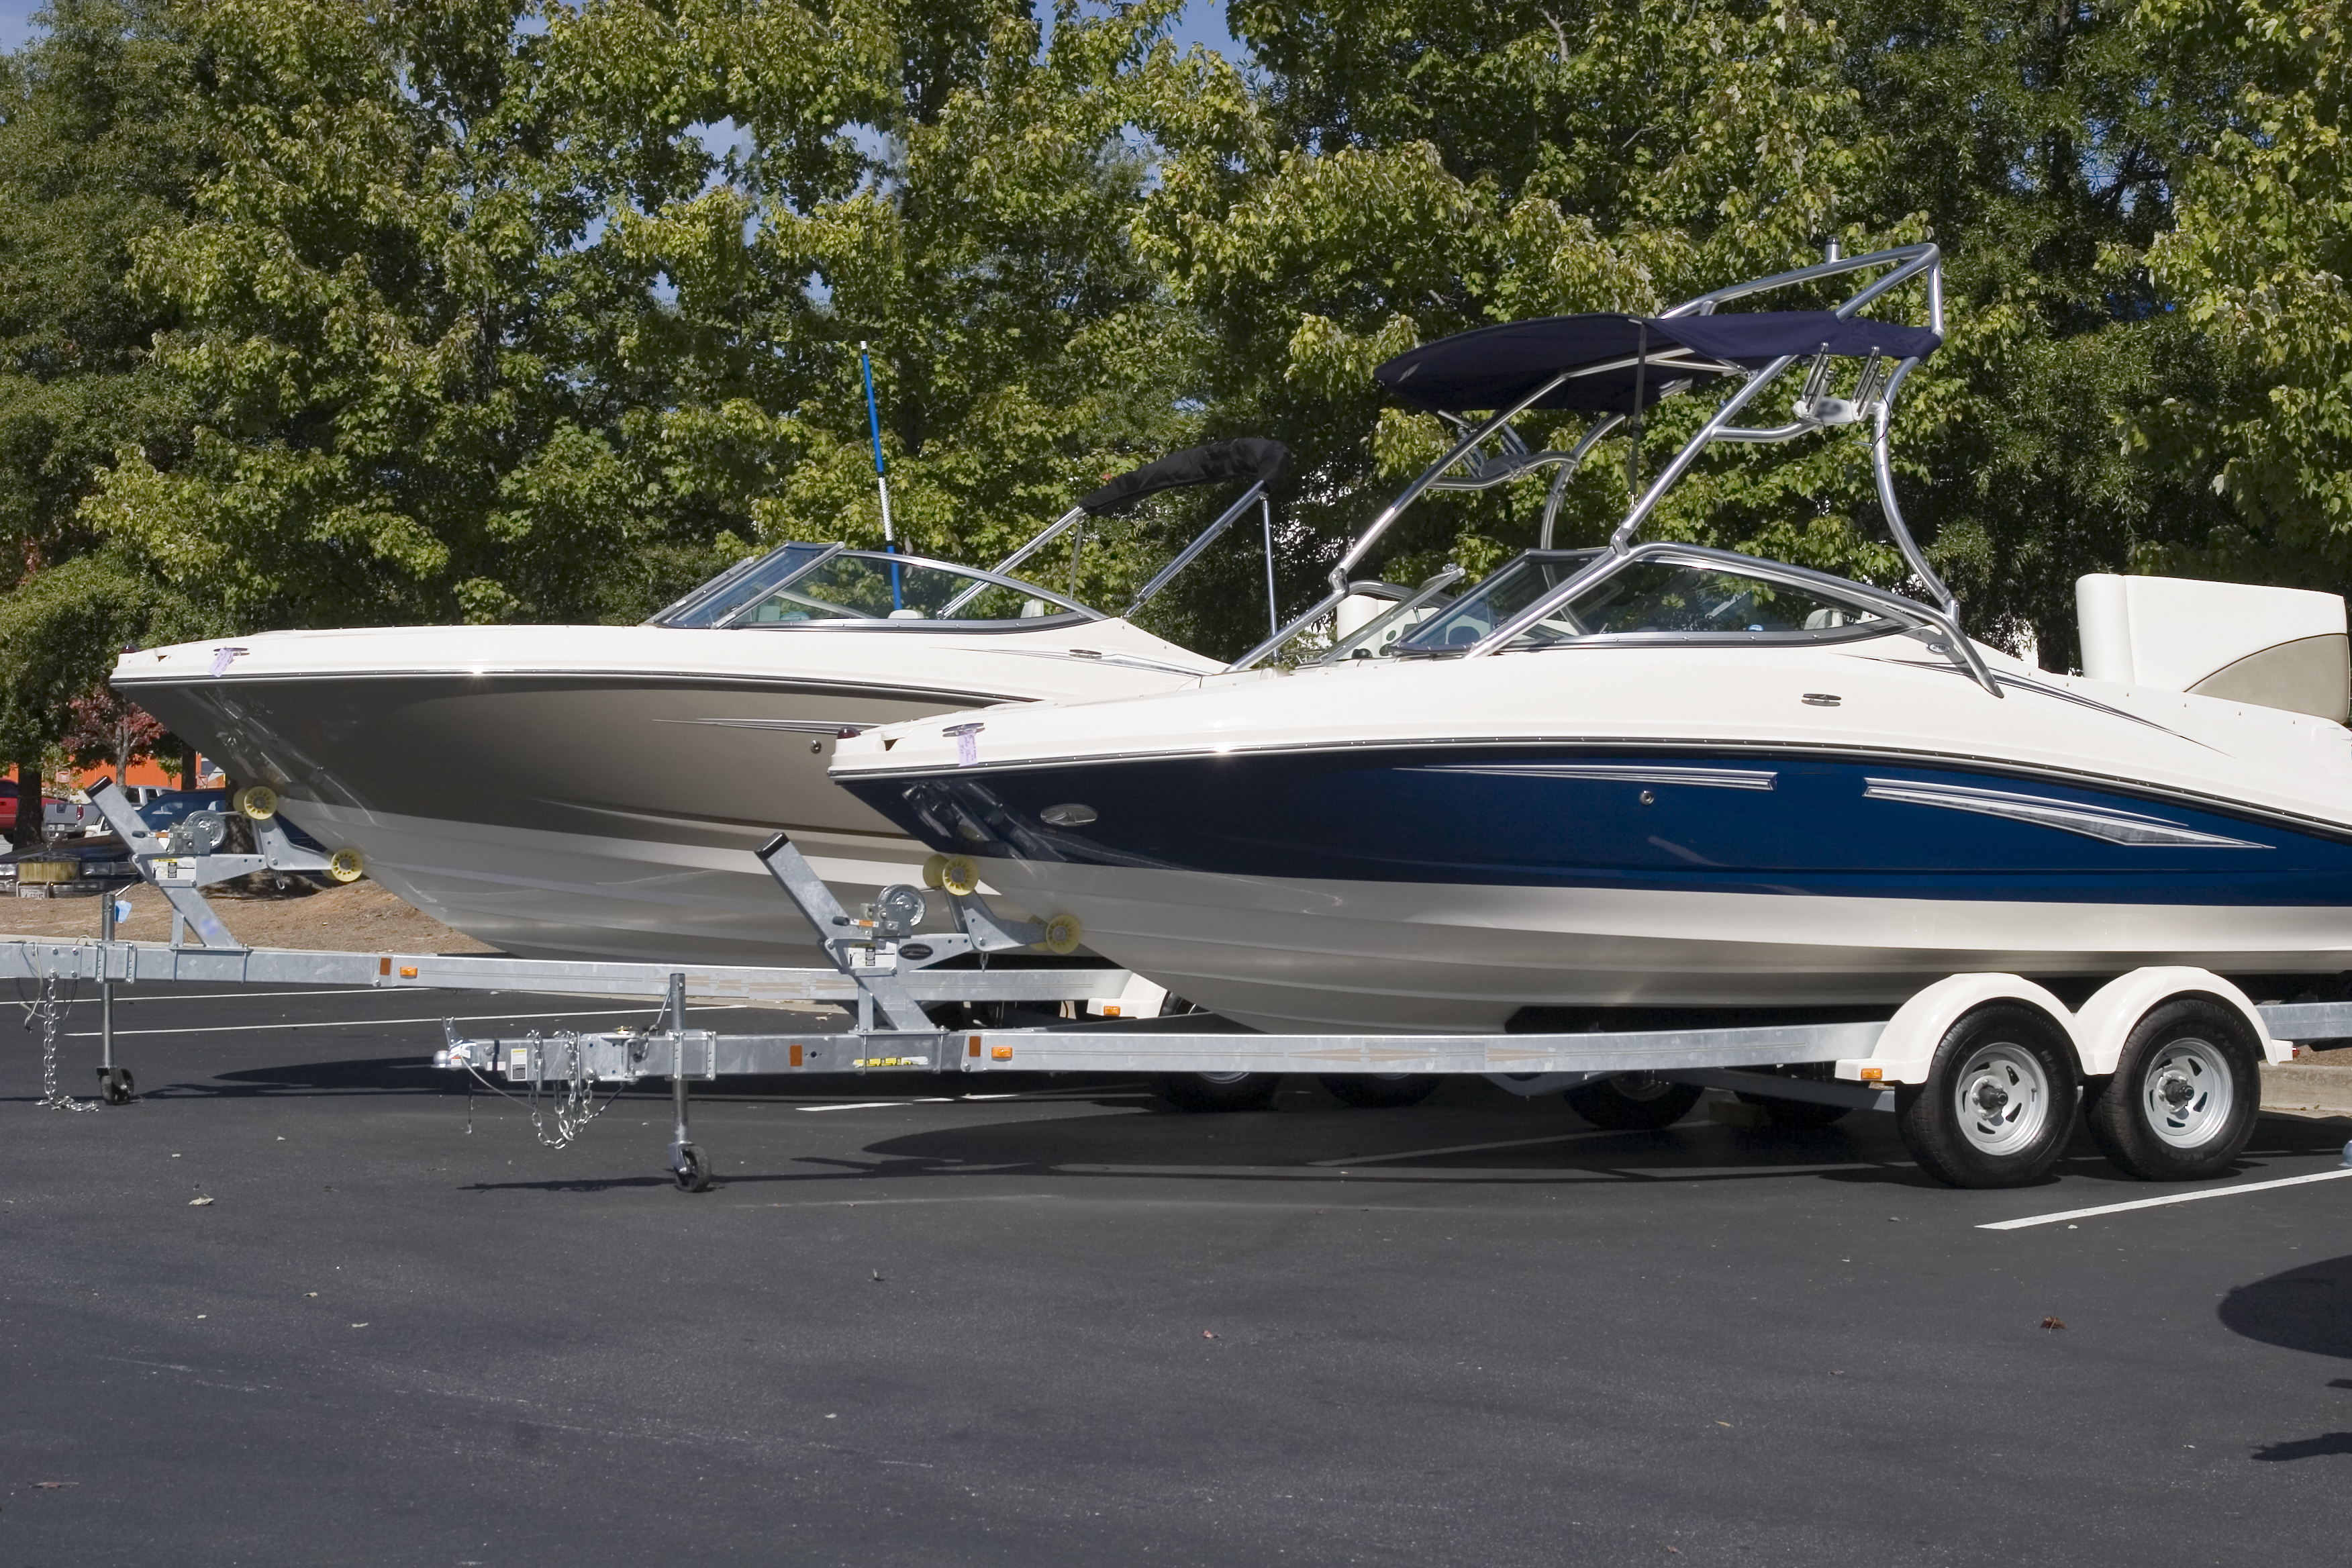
[860, 342, 901, 609]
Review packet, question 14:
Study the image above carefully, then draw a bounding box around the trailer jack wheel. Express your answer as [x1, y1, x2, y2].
[1896, 1003, 2077, 1188]
[2084, 998, 2261, 1181]
[1564, 1075, 1704, 1130]
[672, 1144, 712, 1192]
[96, 1067, 134, 1105]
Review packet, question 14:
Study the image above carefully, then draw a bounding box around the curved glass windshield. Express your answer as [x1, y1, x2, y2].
[650, 544, 1091, 629]
[1398, 552, 1895, 652]
[1393, 551, 1603, 652]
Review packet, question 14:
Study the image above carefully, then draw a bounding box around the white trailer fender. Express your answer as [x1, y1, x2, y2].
[1832, 973, 2083, 1085]
[2071, 967, 2287, 1075]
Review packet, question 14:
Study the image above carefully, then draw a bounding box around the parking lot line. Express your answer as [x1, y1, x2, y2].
[1979, 1166, 2352, 1230]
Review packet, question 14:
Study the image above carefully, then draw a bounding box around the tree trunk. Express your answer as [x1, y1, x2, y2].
[15, 761, 44, 850]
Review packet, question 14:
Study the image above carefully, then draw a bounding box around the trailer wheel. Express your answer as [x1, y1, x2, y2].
[1565, 1075, 1704, 1130]
[1895, 1003, 2077, 1188]
[1152, 1072, 1282, 1113]
[1732, 1091, 1852, 1129]
[673, 1146, 712, 1192]
[1318, 1073, 1440, 1109]
[2084, 997, 2261, 1181]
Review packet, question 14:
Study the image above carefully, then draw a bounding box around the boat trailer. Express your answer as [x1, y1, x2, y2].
[12, 779, 2352, 1190]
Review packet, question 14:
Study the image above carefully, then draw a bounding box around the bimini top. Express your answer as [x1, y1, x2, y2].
[1373, 310, 1945, 415]
[1079, 438, 1290, 516]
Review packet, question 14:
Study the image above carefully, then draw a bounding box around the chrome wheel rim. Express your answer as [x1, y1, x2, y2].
[1613, 1074, 1677, 1103]
[1953, 1042, 2049, 1157]
[2141, 1036, 2233, 1149]
[1195, 1071, 1252, 1085]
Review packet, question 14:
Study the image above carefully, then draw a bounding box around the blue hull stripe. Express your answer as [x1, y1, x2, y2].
[837, 746, 2352, 908]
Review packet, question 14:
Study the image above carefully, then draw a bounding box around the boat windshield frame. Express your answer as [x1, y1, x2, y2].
[646, 440, 1288, 632]
[645, 542, 1107, 631]
[1227, 242, 2002, 697]
[1393, 540, 1933, 656]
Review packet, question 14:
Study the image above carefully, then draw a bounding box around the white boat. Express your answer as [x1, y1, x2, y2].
[829, 245, 2352, 1032]
[113, 442, 1297, 964]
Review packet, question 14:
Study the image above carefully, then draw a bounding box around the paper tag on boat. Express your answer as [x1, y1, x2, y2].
[207, 646, 248, 678]
[944, 722, 983, 767]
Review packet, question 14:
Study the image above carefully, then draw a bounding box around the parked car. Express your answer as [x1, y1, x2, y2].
[0, 781, 97, 835]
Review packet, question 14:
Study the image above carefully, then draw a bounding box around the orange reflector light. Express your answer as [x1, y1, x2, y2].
[378, 957, 391, 976]
[1859, 1067, 1883, 1081]
[790, 1043, 803, 1068]
[968, 1036, 982, 1058]
[398, 966, 418, 979]
[1103, 1004, 1122, 1017]
[991, 1045, 1014, 1061]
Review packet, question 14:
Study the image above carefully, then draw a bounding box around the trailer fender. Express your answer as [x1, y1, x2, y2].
[1833, 973, 2082, 1085]
[2072, 968, 2285, 1074]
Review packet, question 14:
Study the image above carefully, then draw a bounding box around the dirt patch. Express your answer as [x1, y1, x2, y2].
[0, 879, 497, 954]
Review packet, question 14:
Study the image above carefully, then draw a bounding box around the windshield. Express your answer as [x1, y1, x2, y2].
[1398, 553, 1896, 653]
[650, 545, 1091, 628]
[653, 543, 833, 628]
[1392, 551, 1604, 652]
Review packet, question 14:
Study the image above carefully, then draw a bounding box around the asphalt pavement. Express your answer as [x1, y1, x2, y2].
[5, 981, 2352, 1567]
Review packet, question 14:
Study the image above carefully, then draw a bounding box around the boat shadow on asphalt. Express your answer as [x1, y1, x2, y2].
[2218, 1252, 2352, 1462]
[452, 1097, 2352, 1197]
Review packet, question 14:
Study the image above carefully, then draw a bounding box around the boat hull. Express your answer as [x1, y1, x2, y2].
[116, 623, 1215, 962]
[838, 745, 2352, 1030]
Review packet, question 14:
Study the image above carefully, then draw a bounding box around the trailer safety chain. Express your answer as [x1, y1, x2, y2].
[460, 1031, 621, 1149]
[25, 967, 97, 1114]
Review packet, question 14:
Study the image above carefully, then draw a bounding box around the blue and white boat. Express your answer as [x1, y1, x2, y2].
[830, 246, 2352, 1032]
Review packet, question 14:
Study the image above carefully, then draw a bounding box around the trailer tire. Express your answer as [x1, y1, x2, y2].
[1895, 1003, 2078, 1188]
[1733, 1091, 1853, 1129]
[1153, 1072, 1282, 1113]
[1565, 1075, 1704, 1130]
[2084, 997, 2261, 1181]
[1318, 1073, 1440, 1109]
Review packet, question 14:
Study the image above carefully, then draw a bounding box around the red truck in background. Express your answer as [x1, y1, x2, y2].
[0, 781, 99, 836]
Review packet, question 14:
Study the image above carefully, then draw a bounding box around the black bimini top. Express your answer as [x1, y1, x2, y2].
[1373, 310, 1945, 415]
[1079, 437, 1290, 516]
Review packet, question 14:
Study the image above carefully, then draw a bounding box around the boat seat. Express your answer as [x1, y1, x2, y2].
[887, 608, 927, 620]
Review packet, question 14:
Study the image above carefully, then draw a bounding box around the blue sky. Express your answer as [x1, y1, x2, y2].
[0, 3, 1241, 58]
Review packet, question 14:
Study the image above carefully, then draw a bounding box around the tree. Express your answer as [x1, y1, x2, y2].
[2138, 0, 2352, 591]
[0, 0, 209, 838]
[61, 684, 166, 779]
[84, 0, 1219, 636]
[1143, 1, 2251, 669]
[1142, 0, 1885, 657]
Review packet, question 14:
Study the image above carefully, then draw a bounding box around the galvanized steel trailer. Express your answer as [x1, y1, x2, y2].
[14, 780, 2352, 1191]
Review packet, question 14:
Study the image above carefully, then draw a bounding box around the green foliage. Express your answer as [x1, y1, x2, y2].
[83, 0, 1215, 634]
[2139, 0, 2352, 587]
[0, 0, 201, 567]
[1142, 0, 1879, 653]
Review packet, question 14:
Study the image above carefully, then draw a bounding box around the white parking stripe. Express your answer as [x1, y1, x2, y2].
[1979, 1167, 2352, 1230]
[798, 1099, 952, 1112]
